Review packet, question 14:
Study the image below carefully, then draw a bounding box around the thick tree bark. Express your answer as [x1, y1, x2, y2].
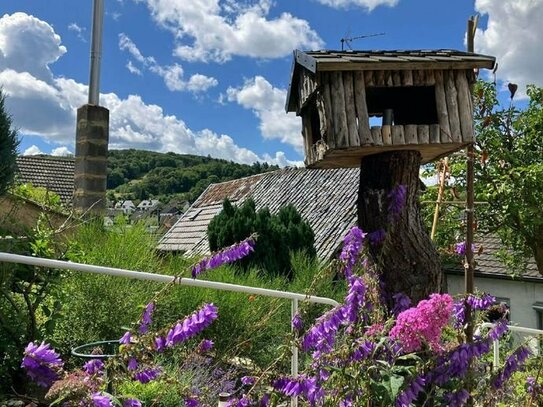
[358, 150, 442, 305]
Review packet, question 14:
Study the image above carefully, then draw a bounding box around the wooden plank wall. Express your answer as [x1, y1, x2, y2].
[300, 69, 474, 165]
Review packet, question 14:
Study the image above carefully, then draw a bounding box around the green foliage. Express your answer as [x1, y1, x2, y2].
[106, 149, 278, 203]
[13, 183, 63, 211]
[207, 199, 317, 278]
[422, 81, 543, 274]
[0, 89, 19, 196]
[0, 213, 62, 392]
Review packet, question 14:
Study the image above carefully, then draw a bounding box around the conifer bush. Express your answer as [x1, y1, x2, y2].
[207, 199, 316, 278]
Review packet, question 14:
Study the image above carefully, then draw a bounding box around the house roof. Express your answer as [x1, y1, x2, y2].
[157, 167, 360, 259]
[445, 235, 542, 283]
[286, 49, 496, 112]
[15, 156, 75, 205]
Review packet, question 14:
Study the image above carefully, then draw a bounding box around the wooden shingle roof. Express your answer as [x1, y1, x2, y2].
[15, 156, 75, 205]
[287, 49, 496, 112]
[157, 168, 360, 259]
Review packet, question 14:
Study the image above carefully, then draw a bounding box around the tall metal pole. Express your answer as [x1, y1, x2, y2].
[465, 15, 478, 342]
[89, 0, 104, 105]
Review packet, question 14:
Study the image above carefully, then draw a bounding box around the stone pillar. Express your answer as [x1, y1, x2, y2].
[73, 104, 109, 214]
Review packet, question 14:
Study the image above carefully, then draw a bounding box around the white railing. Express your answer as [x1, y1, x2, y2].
[480, 322, 543, 370]
[0, 252, 340, 407]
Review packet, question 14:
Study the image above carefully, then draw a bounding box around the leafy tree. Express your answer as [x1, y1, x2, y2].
[0, 90, 19, 195]
[207, 199, 316, 278]
[423, 81, 543, 275]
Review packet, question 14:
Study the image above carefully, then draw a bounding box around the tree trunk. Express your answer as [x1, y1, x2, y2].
[357, 150, 442, 305]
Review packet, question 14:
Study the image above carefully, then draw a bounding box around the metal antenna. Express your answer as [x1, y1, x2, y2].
[340, 32, 385, 50]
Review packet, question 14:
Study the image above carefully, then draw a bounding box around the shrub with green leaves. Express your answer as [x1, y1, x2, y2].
[207, 199, 316, 278]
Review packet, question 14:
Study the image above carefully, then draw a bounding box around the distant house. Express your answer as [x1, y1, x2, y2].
[15, 156, 75, 205]
[137, 199, 160, 211]
[115, 200, 136, 215]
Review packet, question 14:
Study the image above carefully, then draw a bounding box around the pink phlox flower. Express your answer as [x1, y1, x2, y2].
[389, 294, 453, 353]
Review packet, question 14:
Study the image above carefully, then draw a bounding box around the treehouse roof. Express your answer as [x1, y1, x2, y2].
[286, 49, 496, 112]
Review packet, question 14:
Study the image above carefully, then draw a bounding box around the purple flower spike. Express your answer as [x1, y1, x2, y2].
[241, 376, 255, 386]
[455, 241, 476, 256]
[155, 336, 166, 352]
[127, 357, 138, 371]
[21, 341, 63, 388]
[119, 331, 132, 345]
[166, 303, 219, 347]
[184, 398, 200, 407]
[192, 236, 255, 278]
[292, 313, 303, 331]
[388, 184, 407, 221]
[139, 302, 155, 334]
[123, 399, 142, 407]
[92, 393, 114, 407]
[339, 226, 367, 278]
[83, 359, 104, 376]
[392, 292, 412, 316]
[197, 339, 214, 354]
[492, 346, 532, 389]
[134, 367, 161, 384]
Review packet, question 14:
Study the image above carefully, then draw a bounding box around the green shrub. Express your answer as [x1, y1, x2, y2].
[207, 199, 316, 278]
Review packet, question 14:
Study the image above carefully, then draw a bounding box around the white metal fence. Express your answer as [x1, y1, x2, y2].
[0, 252, 340, 406]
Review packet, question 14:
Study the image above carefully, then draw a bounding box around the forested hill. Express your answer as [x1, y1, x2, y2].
[107, 149, 279, 203]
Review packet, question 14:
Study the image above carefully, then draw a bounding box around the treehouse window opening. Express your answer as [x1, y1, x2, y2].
[308, 105, 322, 146]
[366, 86, 438, 125]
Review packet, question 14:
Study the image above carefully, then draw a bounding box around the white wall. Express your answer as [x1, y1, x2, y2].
[446, 274, 543, 330]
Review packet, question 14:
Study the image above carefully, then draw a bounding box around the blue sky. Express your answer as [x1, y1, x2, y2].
[1, 0, 541, 166]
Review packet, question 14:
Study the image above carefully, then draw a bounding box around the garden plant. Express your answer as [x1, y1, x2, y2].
[16, 182, 543, 406]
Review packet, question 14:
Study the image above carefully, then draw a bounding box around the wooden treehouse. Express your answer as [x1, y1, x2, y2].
[286, 50, 496, 168]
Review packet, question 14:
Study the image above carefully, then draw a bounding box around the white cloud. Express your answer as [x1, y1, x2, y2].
[23, 145, 44, 155]
[0, 12, 66, 83]
[315, 0, 398, 11]
[119, 33, 218, 93]
[68, 22, 86, 42]
[0, 13, 298, 167]
[475, 0, 543, 94]
[118, 33, 155, 65]
[51, 146, 73, 156]
[126, 60, 142, 75]
[227, 76, 302, 150]
[137, 0, 323, 63]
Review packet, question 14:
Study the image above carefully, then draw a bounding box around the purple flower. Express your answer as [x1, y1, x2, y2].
[192, 237, 255, 278]
[241, 376, 255, 386]
[487, 319, 509, 341]
[83, 359, 104, 376]
[123, 399, 142, 407]
[292, 313, 303, 331]
[344, 276, 366, 324]
[396, 375, 425, 407]
[92, 393, 113, 407]
[139, 302, 155, 334]
[127, 357, 138, 371]
[155, 336, 166, 352]
[184, 398, 200, 407]
[492, 346, 532, 389]
[119, 331, 132, 345]
[392, 292, 411, 316]
[259, 394, 270, 407]
[368, 229, 386, 246]
[21, 341, 63, 388]
[274, 375, 324, 404]
[339, 227, 367, 278]
[455, 241, 476, 256]
[197, 339, 214, 354]
[443, 389, 470, 407]
[166, 304, 219, 347]
[388, 184, 407, 221]
[134, 367, 161, 384]
[453, 293, 496, 329]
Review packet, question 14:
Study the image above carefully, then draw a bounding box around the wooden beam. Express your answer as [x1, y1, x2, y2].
[320, 73, 335, 149]
[444, 70, 462, 143]
[331, 71, 349, 147]
[455, 70, 474, 142]
[434, 70, 451, 142]
[354, 71, 372, 145]
[392, 125, 405, 145]
[343, 71, 359, 147]
[405, 124, 418, 144]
